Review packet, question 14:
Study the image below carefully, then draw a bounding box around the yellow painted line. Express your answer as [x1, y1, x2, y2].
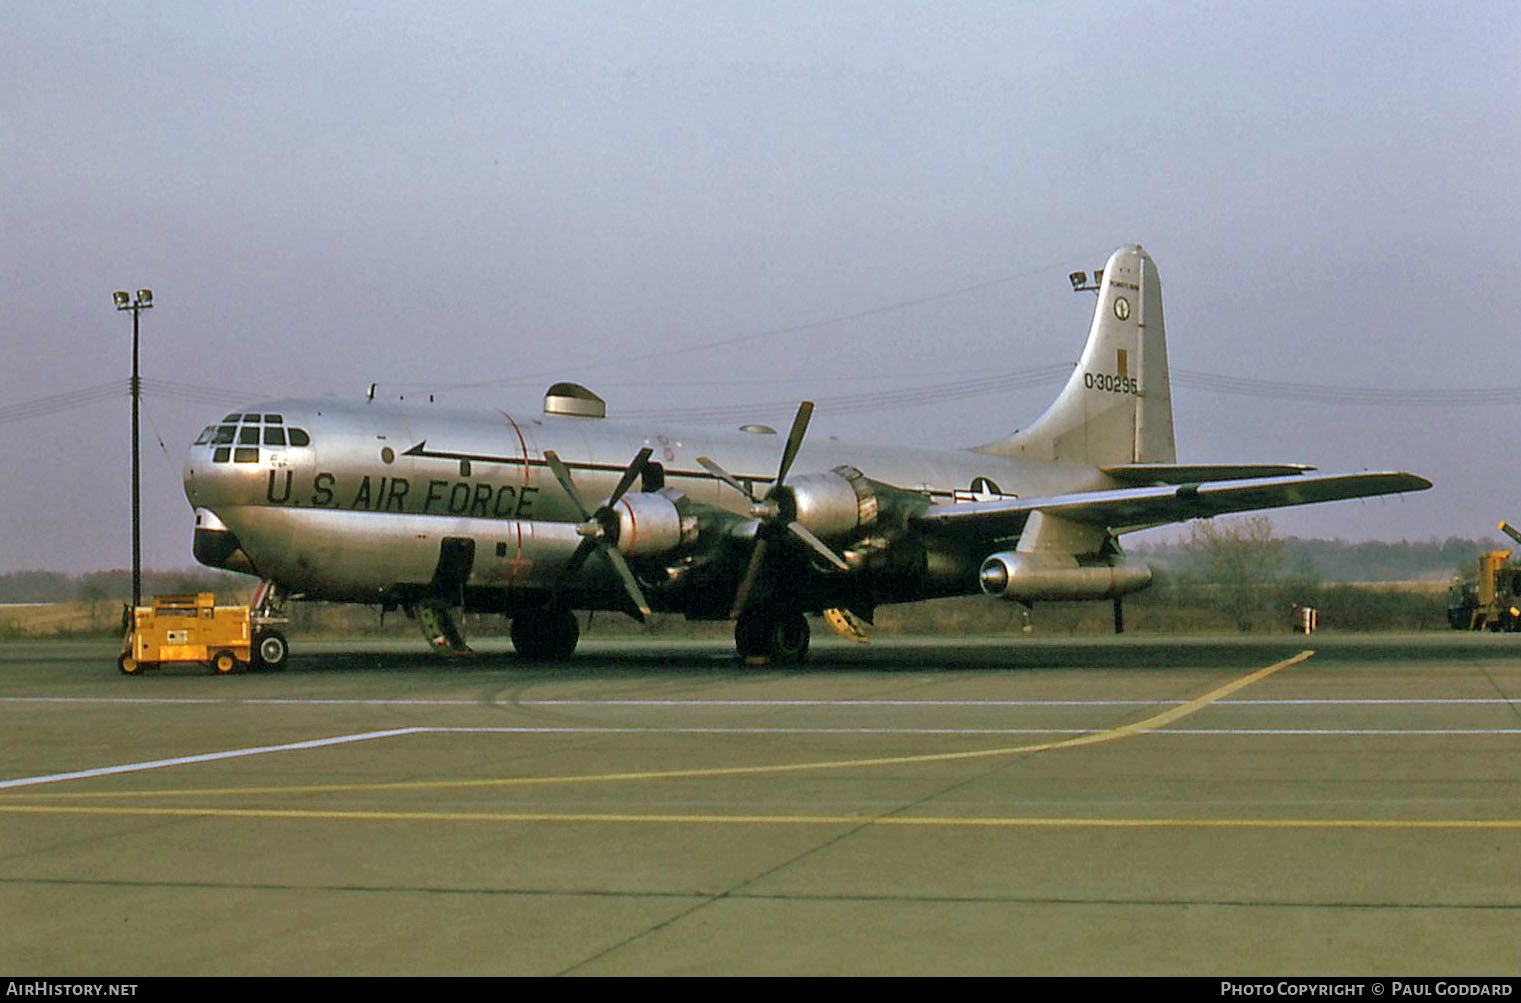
[0, 801, 1519, 831]
[4, 651, 1314, 801]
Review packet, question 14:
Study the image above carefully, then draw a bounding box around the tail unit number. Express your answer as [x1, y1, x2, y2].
[1083, 371, 1138, 395]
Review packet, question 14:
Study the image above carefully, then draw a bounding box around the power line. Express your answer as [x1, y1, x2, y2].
[0, 380, 127, 424]
[9, 366, 1521, 430]
[394, 256, 1084, 394]
[1172, 371, 1521, 406]
[616, 365, 1072, 422]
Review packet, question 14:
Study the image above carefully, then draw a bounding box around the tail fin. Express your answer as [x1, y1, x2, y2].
[975, 244, 1176, 466]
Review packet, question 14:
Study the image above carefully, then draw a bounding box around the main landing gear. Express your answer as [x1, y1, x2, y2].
[510, 607, 580, 660]
[734, 607, 810, 664]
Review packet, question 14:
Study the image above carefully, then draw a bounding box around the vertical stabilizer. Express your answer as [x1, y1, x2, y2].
[976, 245, 1175, 466]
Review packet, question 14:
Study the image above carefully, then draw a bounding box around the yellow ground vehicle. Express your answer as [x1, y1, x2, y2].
[118, 593, 255, 675]
[1447, 526, 1521, 631]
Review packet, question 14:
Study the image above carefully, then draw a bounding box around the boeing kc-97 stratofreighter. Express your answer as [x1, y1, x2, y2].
[182, 245, 1429, 667]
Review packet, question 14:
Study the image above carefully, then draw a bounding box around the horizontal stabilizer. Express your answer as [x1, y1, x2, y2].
[1102, 463, 1315, 485]
[918, 471, 1432, 537]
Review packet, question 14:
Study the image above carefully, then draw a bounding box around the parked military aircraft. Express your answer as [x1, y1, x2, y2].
[183, 245, 1429, 665]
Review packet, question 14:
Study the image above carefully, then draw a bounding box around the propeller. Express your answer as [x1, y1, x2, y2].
[541, 446, 655, 621]
[696, 401, 849, 618]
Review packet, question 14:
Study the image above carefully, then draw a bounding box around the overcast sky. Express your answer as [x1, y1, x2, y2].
[3, 1, 1519, 574]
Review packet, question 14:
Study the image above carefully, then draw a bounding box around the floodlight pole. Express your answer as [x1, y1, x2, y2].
[114, 290, 153, 607]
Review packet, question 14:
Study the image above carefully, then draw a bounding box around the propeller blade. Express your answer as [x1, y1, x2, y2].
[542, 450, 592, 522]
[607, 446, 655, 508]
[787, 521, 849, 571]
[697, 455, 758, 502]
[563, 536, 598, 576]
[775, 400, 814, 487]
[729, 536, 768, 618]
[711, 400, 827, 618]
[604, 547, 652, 622]
[545, 446, 662, 623]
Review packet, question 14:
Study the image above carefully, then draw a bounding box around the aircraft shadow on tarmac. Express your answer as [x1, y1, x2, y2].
[184, 638, 1360, 677]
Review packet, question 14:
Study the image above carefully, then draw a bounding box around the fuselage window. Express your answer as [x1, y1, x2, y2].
[213, 426, 236, 445]
[234, 447, 259, 463]
[213, 447, 231, 463]
[238, 427, 260, 445]
[263, 427, 287, 446]
[288, 428, 311, 447]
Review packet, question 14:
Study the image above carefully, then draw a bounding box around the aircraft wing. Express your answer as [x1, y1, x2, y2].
[1099, 463, 1315, 484]
[915, 471, 1432, 538]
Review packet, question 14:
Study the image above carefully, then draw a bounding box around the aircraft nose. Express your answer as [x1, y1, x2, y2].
[182, 409, 313, 507]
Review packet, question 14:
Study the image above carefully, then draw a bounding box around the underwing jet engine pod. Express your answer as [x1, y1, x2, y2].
[181, 244, 1431, 662]
[979, 554, 1143, 599]
[977, 511, 1151, 602]
[979, 551, 1153, 602]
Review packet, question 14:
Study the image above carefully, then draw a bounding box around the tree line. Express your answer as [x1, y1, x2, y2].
[0, 519, 1484, 637]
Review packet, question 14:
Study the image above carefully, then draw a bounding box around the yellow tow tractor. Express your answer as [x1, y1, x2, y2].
[117, 592, 255, 675]
[1447, 522, 1521, 632]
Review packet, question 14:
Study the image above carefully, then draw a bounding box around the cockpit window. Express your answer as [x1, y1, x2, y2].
[213, 447, 230, 463]
[234, 447, 259, 463]
[205, 417, 307, 452]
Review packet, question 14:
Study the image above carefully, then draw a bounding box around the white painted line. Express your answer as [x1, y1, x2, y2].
[0, 728, 426, 790]
[7, 722, 1519, 793]
[3, 696, 1519, 709]
[425, 727, 1521, 736]
[1159, 728, 1521, 735]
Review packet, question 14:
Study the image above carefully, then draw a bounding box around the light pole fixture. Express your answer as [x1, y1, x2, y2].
[114, 288, 153, 607]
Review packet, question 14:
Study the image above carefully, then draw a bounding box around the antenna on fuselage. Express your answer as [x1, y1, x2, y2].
[366, 383, 376, 402]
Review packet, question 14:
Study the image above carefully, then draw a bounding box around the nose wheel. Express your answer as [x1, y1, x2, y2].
[734, 608, 810, 664]
[253, 630, 289, 670]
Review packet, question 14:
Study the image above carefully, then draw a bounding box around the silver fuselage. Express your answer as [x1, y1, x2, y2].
[183, 397, 1116, 612]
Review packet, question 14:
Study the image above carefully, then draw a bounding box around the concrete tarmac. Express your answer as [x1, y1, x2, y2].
[1, 633, 1519, 976]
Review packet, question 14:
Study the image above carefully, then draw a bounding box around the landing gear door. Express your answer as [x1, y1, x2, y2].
[433, 536, 476, 604]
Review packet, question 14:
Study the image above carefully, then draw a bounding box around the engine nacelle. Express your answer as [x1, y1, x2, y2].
[978, 551, 1152, 601]
[612, 490, 695, 558]
[784, 465, 879, 540]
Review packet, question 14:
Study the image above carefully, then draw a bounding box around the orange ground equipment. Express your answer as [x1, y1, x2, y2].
[117, 593, 252, 675]
[1447, 523, 1521, 631]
